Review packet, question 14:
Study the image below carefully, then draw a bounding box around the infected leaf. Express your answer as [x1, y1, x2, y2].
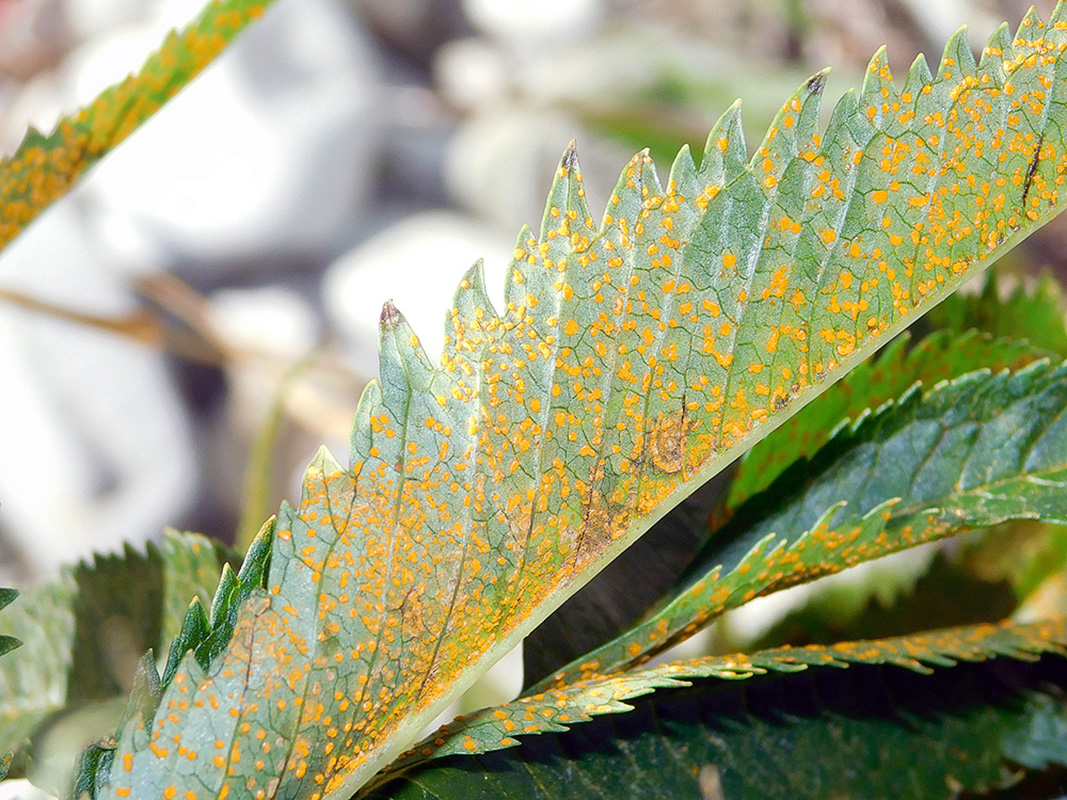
[536, 360, 1067, 687]
[0, 0, 273, 251]
[97, 7, 1067, 798]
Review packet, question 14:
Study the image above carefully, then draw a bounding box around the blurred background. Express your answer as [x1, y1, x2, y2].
[0, 0, 1065, 742]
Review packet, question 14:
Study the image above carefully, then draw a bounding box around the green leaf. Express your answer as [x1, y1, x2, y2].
[535, 360, 1067, 688]
[372, 661, 1067, 799]
[74, 652, 162, 800]
[65, 536, 226, 704]
[369, 618, 1067, 793]
[0, 0, 274, 253]
[753, 549, 1019, 649]
[927, 270, 1067, 357]
[0, 577, 75, 771]
[538, 48, 1067, 696]
[725, 329, 1052, 511]
[750, 270, 1067, 648]
[0, 589, 23, 660]
[0, 532, 229, 788]
[69, 522, 272, 792]
[99, 8, 1067, 797]
[748, 522, 1067, 656]
[523, 330, 1051, 688]
[724, 274, 1067, 649]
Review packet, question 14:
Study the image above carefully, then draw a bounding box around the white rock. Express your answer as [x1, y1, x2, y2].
[209, 285, 321, 358]
[444, 106, 624, 234]
[65, 0, 142, 41]
[462, 0, 604, 45]
[0, 203, 197, 577]
[323, 211, 514, 382]
[207, 284, 328, 437]
[78, 0, 382, 264]
[0, 779, 57, 800]
[435, 37, 511, 111]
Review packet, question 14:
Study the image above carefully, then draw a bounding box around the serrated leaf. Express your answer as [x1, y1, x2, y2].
[725, 329, 1052, 511]
[0, 0, 273, 252]
[367, 617, 1067, 793]
[69, 522, 273, 792]
[0, 589, 22, 659]
[0, 532, 229, 784]
[0, 589, 18, 612]
[755, 550, 1019, 649]
[0, 577, 75, 769]
[928, 270, 1067, 357]
[524, 330, 1052, 688]
[535, 360, 1067, 688]
[726, 274, 1067, 649]
[99, 8, 1067, 798]
[65, 536, 226, 704]
[372, 661, 1067, 799]
[523, 331, 1052, 689]
[74, 652, 162, 800]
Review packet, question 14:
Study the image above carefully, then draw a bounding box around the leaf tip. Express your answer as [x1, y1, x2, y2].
[561, 138, 580, 172]
[380, 299, 402, 332]
[806, 69, 829, 96]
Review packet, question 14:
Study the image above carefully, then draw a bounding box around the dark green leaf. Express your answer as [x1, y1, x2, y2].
[0, 532, 230, 785]
[0, 588, 21, 659]
[726, 272, 1067, 650]
[754, 550, 1019, 648]
[726, 329, 1052, 511]
[367, 624, 1067, 800]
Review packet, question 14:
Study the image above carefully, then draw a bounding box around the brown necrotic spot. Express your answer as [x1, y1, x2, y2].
[573, 488, 628, 567]
[648, 409, 698, 474]
[1021, 130, 1045, 210]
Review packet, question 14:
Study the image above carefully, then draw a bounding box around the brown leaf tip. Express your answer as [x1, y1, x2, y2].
[562, 139, 579, 172]
[806, 71, 827, 96]
[380, 300, 401, 331]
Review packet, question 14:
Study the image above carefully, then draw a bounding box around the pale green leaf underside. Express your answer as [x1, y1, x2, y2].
[375, 616, 1067, 780]
[102, 7, 1067, 799]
